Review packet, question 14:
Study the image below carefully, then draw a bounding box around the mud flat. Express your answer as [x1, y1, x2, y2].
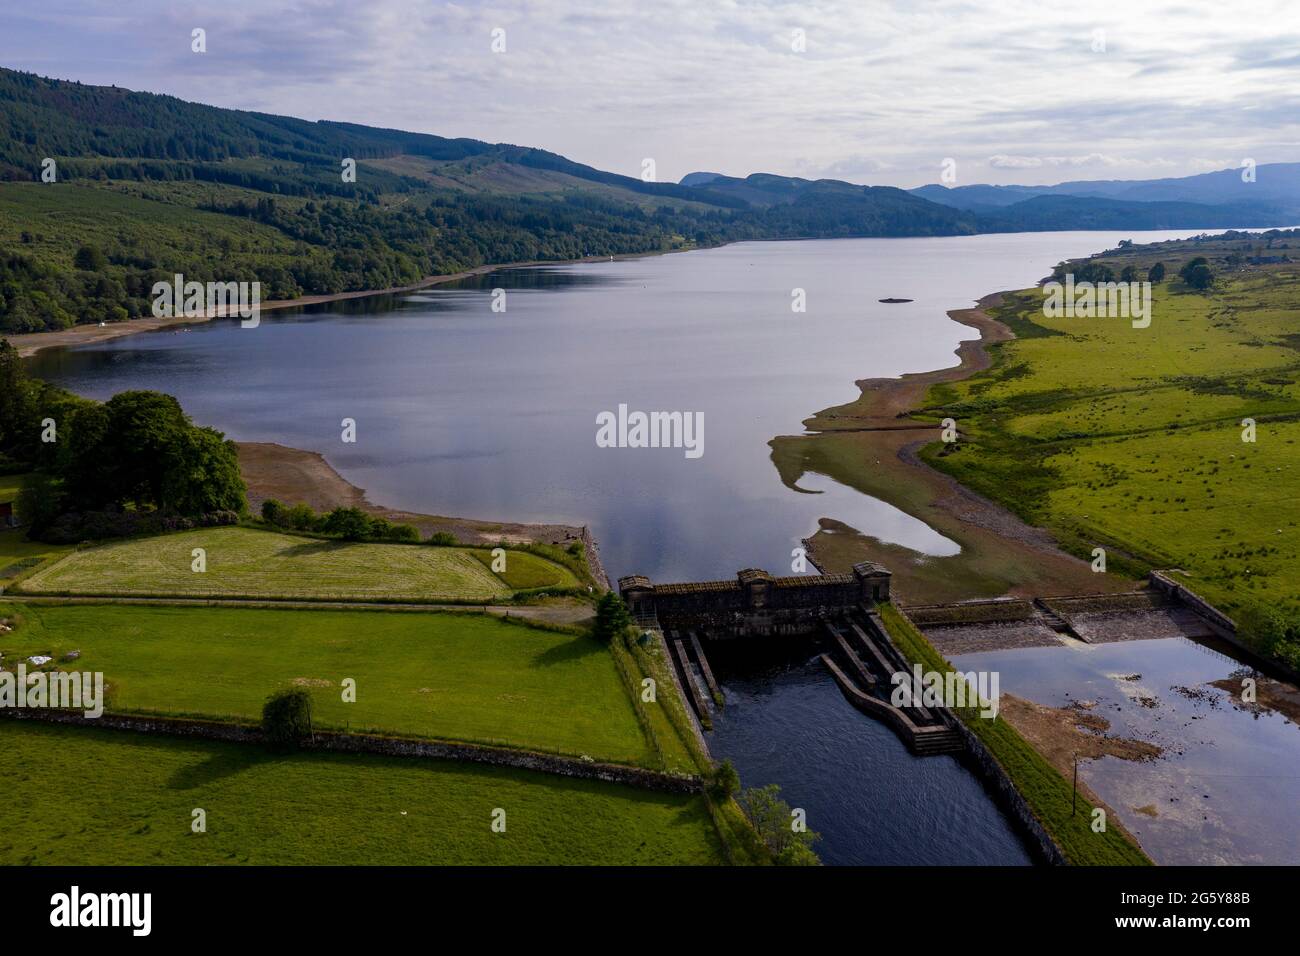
[771, 293, 1133, 604]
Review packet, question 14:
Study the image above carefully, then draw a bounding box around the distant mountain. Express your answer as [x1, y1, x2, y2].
[679, 168, 1294, 232]
[1048, 163, 1300, 206]
[0, 67, 978, 334]
[0, 64, 1293, 335]
[674, 171, 979, 234]
[980, 194, 1291, 231]
[0, 67, 749, 208]
[911, 163, 1300, 222]
[678, 171, 725, 187]
[910, 183, 1047, 210]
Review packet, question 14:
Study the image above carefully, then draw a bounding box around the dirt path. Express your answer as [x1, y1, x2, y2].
[771, 292, 1135, 603]
[236, 442, 609, 589]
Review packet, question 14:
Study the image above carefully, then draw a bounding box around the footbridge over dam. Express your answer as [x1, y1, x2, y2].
[618, 564, 962, 755]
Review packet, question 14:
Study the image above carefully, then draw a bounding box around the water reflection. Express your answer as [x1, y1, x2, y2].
[705, 639, 1034, 865]
[954, 636, 1300, 864]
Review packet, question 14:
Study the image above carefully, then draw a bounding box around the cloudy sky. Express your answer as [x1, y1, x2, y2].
[3, 0, 1298, 188]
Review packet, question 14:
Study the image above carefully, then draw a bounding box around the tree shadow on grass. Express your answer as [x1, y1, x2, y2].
[166, 746, 277, 791]
[280, 539, 353, 557]
[531, 636, 604, 668]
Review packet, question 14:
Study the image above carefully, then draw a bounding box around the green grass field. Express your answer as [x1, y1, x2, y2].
[0, 529, 70, 583]
[0, 602, 653, 764]
[0, 473, 73, 582]
[0, 721, 724, 865]
[919, 253, 1300, 660]
[14, 526, 578, 602]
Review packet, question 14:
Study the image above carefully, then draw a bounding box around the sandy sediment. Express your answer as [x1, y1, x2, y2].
[779, 292, 1134, 603]
[235, 441, 608, 589]
[1211, 675, 1300, 727]
[997, 693, 1158, 851]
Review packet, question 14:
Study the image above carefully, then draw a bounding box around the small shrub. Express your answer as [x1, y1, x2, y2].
[322, 506, 371, 541]
[710, 759, 740, 799]
[427, 531, 458, 546]
[284, 503, 318, 531]
[262, 687, 313, 750]
[261, 498, 285, 525]
[592, 592, 632, 644]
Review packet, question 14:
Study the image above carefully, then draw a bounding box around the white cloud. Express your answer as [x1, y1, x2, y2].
[989, 154, 1181, 170]
[2, 0, 1298, 187]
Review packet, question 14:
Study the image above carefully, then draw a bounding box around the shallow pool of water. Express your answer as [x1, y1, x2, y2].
[954, 636, 1300, 864]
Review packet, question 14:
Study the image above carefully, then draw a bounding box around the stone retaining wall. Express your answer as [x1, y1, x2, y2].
[1149, 571, 1236, 636]
[949, 718, 1068, 866]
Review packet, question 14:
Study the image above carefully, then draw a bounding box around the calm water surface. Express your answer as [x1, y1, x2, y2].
[954, 636, 1300, 865]
[30, 230, 1217, 865]
[30, 231, 1203, 580]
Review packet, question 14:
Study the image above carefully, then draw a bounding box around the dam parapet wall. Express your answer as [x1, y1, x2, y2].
[618, 563, 891, 638]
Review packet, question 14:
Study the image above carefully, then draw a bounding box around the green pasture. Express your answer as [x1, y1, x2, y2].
[0, 721, 724, 866]
[0, 601, 650, 765]
[14, 526, 577, 602]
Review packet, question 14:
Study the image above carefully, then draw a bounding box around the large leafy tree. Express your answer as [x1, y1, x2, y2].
[98, 391, 191, 508]
[161, 426, 247, 515]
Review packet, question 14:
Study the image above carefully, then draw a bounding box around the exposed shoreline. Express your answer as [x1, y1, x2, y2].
[236, 441, 609, 590]
[8, 250, 678, 359]
[773, 291, 1133, 604]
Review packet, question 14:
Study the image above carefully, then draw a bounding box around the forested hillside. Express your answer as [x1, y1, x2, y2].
[5, 65, 1283, 336]
[0, 67, 987, 333]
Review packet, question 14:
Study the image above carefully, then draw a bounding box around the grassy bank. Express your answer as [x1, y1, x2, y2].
[878, 603, 1151, 866]
[0, 720, 725, 865]
[13, 526, 578, 603]
[916, 242, 1300, 664]
[0, 602, 651, 764]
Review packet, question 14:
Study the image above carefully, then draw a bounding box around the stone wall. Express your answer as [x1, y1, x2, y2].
[949, 718, 1068, 866]
[2, 709, 701, 794]
[1148, 570, 1236, 636]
